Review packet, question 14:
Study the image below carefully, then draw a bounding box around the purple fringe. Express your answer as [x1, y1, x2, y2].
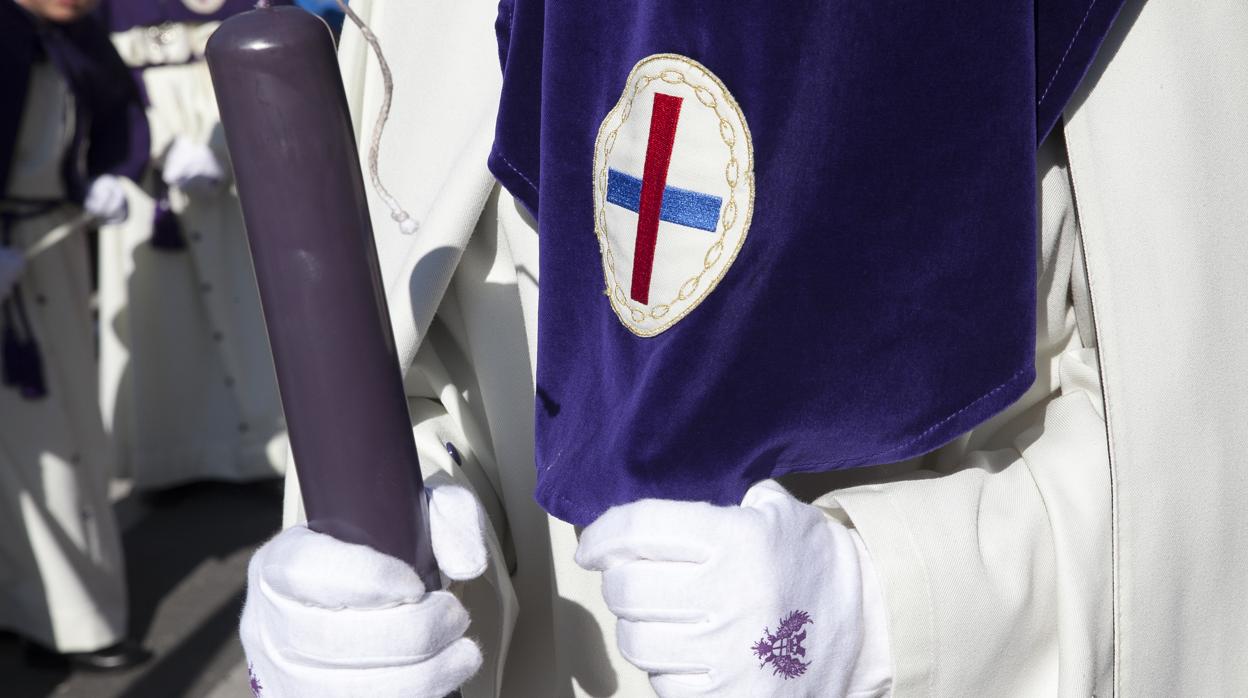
[1, 318, 47, 400]
[149, 192, 186, 250]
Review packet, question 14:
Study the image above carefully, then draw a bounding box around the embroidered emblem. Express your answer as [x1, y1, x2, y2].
[248, 662, 263, 696]
[752, 610, 813, 680]
[593, 54, 755, 336]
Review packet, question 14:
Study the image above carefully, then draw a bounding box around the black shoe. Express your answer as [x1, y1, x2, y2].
[25, 638, 152, 673]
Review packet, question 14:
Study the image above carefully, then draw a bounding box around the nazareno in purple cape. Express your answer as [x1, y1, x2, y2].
[0, 0, 148, 202]
[488, 0, 1128, 525]
[1, 0, 149, 398]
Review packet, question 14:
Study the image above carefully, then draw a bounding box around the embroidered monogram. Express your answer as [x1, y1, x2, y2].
[751, 610, 813, 680]
[248, 662, 263, 696]
[592, 54, 755, 336]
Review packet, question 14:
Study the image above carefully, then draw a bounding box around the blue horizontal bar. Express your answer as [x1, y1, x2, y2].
[606, 169, 722, 232]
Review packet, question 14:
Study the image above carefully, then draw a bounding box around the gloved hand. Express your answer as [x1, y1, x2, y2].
[577, 480, 893, 698]
[162, 136, 225, 195]
[0, 246, 24, 302]
[84, 175, 128, 224]
[240, 475, 489, 698]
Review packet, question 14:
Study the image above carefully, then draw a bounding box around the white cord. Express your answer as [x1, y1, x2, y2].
[251, 0, 418, 234]
[335, 0, 419, 235]
[24, 213, 95, 261]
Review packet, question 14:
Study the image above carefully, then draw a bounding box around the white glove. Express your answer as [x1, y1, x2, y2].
[162, 136, 225, 194]
[0, 246, 24, 303]
[84, 175, 129, 224]
[577, 480, 893, 697]
[240, 476, 488, 698]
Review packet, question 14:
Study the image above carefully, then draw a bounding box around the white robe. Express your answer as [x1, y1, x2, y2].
[99, 26, 287, 490]
[1063, 1, 1248, 691]
[283, 0, 1248, 694]
[0, 64, 127, 653]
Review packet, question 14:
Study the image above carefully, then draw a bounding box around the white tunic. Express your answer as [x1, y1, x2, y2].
[1064, 0, 1248, 691]
[98, 27, 287, 490]
[0, 64, 127, 653]
[284, 0, 1248, 694]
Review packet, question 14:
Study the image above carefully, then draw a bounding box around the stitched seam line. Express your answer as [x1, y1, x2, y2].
[491, 148, 539, 200]
[540, 366, 1031, 522]
[772, 365, 1033, 473]
[1062, 131, 1120, 696]
[1038, 0, 1099, 106]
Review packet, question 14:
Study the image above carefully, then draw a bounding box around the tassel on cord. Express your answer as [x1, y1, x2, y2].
[17, 337, 47, 399]
[1, 218, 46, 399]
[1, 299, 47, 400]
[1, 318, 22, 388]
[150, 183, 187, 250]
[334, 0, 418, 234]
[252, 0, 418, 235]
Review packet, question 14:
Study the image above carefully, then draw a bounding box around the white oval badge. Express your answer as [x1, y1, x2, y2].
[592, 54, 755, 337]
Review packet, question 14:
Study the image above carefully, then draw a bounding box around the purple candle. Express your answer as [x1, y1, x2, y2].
[205, 7, 438, 589]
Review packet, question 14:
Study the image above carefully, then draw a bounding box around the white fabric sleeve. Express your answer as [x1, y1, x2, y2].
[819, 347, 1112, 697]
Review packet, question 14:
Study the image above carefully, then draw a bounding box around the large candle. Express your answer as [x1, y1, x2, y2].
[205, 7, 438, 589]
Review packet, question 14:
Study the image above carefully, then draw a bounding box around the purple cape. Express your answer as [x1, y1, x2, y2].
[0, 0, 149, 202]
[489, 0, 1126, 524]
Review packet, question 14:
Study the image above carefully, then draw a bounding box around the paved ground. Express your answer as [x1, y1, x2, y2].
[0, 480, 283, 698]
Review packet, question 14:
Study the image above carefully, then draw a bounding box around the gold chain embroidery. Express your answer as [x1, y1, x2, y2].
[593, 54, 756, 336]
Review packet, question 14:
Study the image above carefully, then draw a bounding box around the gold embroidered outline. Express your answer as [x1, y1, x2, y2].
[592, 53, 756, 337]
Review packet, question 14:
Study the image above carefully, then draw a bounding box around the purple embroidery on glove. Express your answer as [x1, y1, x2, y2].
[752, 610, 813, 680]
[248, 662, 263, 696]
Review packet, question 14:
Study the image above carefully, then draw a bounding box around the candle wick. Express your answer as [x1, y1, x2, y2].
[336, 0, 420, 236]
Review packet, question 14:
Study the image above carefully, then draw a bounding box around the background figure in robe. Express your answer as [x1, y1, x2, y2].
[95, 0, 291, 491]
[0, 0, 150, 670]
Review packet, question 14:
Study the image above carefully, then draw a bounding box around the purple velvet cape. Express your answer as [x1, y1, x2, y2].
[0, 0, 149, 202]
[489, 0, 1127, 525]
